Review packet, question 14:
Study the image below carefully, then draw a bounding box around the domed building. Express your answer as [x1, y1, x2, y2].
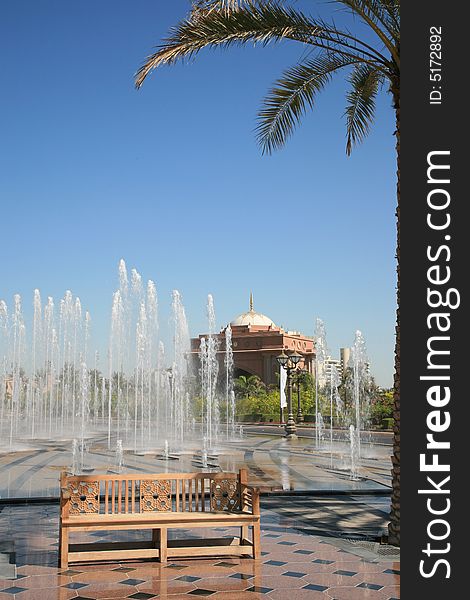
[230, 299, 276, 329]
[190, 294, 315, 385]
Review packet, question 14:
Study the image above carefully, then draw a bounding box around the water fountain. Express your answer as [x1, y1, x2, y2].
[314, 318, 328, 448]
[170, 290, 191, 446]
[0, 261, 388, 499]
[0, 261, 195, 458]
[199, 295, 220, 450]
[349, 424, 360, 480]
[317, 412, 325, 445]
[224, 325, 235, 439]
[71, 439, 80, 475]
[114, 439, 124, 473]
[328, 365, 341, 467]
[348, 330, 372, 462]
[163, 439, 169, 460]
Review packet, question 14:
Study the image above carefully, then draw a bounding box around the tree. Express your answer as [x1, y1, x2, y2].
[370, 388, 394, 426]
[234, 374, 266, 399]
[135, 0, 400, 545]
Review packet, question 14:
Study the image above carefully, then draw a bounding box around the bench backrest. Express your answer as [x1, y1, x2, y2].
[60, 469, 255, 517]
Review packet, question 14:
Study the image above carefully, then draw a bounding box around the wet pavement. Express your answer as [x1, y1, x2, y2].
[0, 431, 391, 500]
[0, 500, 399, 599]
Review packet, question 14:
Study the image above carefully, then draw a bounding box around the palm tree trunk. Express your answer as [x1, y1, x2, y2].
[388, 84, 400, 546]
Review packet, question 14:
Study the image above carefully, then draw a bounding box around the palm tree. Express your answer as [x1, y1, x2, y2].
[135, 0, 400, 546]
[234, 374, 266, 399]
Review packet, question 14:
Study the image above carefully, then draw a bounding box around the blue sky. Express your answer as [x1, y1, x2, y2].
[0, 0, 397, 386]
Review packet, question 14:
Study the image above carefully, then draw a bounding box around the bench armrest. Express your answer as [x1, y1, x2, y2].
[240, 484, 260, 515]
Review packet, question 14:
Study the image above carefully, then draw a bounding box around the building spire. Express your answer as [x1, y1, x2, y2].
[249, 291, 254, 312]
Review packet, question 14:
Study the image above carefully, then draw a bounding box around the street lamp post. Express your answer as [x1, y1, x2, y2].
[276, 350, 302, 439]
[296, 369, 305, 423]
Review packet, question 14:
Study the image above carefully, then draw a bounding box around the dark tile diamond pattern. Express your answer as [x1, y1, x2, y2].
[119, 578, 145, 586]
[278, 541, 296, 546]
[333, 569, 357, 577]
[282, 571, 306, 578]
[2, 587, 28, 595]
[128, 594, 157, 600]
[247, 585, 273, 594]
[59, 569, 83, 575]
[187, 589, 216, 596]
[229, 573, 254, 580]
[313, 559, 335, 564]
[176, 575, 201, 582]
[384, 568, 400, 575]
[357, 582, 384, 590]
[264, 559, 287, 566]
[303, 583, 329, 591]
[63, 582, 89, 589]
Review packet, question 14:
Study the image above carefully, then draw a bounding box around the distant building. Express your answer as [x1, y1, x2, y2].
[340, 347, 351, 375]
[317, 356, 342, 386]
[317, 347, 365, 386]
[190, 294, 315, 386]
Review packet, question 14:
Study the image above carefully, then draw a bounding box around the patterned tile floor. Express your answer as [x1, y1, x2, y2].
[0, 502, 399, 599]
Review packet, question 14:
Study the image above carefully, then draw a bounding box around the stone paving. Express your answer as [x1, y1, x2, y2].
[0, 499, 399, 599]
[0, 432, 392, 500]
[0, 430, 398, 598]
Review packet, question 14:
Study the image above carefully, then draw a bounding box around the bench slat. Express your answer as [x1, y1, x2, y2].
[63, 511, 259, 524]
[63, 472, 238, 482]
[104, 481, 109, 514]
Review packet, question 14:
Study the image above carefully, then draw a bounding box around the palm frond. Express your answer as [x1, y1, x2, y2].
[344, 63, 381, 155]
[257, 53, 359, 154]
[337, 0, 400, 64]
[380, 0, 400, 28]
[135, 2, 388, 88]
[192, 0, 247, 13]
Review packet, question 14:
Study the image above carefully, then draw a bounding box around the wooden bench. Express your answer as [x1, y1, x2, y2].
[59, 469, 260, 567]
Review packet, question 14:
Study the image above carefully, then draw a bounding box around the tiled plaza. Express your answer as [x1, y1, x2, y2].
[0, 431, 392, 500]
[1, 430, 398, 598]
[0, 497, 399, 599]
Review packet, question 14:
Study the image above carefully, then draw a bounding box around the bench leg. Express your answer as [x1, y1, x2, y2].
[252, 522, 261, 559]
[159, 527, 167, 564]
[60, 527, 69, 568]
[241, 525, 249, 544]
[152, 528, 160, 546]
